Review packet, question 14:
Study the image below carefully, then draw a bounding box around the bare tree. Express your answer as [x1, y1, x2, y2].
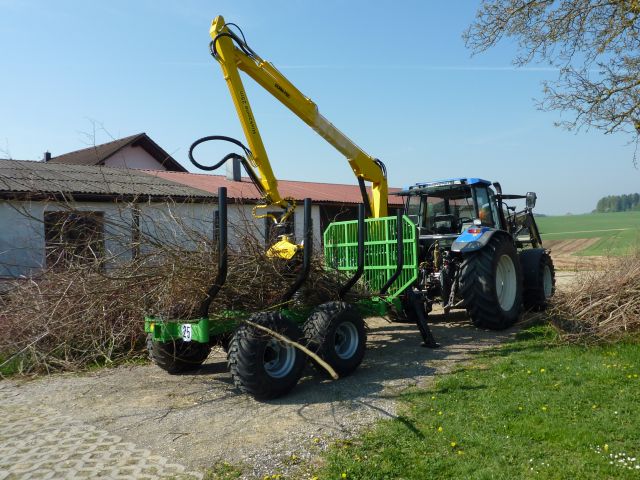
[465, 0, 640, 160]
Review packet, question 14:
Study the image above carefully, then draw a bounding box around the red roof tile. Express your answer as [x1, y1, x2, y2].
[145, 170, 404, 206]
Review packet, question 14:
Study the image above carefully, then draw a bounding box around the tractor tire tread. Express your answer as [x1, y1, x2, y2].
[459, 234, 523, 330]
[522, 250, 556, 311]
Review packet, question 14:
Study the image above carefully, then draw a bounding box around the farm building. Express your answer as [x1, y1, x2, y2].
[0, 159, 215, 279]
[43, 132, 187, 172]
[0, 135, 403, 280]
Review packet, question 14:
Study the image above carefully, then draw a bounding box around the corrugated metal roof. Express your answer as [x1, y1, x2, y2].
[0, 160, 214, 199]
[146, 170, 405, 206]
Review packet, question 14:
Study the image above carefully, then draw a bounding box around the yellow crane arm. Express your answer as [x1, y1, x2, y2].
[209, 15, 388, 218]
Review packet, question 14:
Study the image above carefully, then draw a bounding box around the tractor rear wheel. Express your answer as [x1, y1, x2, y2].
[147, 335, 211, 374]
[459, 234, 523, 330]
[520, 249, 555, 311]
[227, 311, 306, 400]
[303, 301, 366, 377]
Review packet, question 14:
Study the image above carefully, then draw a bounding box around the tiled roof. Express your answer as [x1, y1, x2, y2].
[146, 170, 405, 206]
[0, 160, 213, 200]
[46, 133, 187, 172]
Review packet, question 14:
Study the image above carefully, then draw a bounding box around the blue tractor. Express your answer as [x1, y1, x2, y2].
[395, 178, 555, 332]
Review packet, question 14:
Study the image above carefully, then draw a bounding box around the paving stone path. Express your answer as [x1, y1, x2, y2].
[0, 385, 201, 480]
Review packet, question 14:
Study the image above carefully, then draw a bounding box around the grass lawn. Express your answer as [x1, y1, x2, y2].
[316, 327, 640, 479]
[537, 211, 640, 256]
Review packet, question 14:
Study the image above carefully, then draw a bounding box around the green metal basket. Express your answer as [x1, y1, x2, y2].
[323, 215, 418, 299]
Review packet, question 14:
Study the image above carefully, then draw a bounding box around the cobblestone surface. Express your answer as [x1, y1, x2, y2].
[0, 385, 201, 480]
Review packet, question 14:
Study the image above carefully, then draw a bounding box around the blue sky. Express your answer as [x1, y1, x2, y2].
[1, 0, 638, 215]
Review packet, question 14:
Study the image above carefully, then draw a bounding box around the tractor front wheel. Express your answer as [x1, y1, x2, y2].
[303, 301, 366, 377]
[520, 249, 556, 311]
[459, 235, 523, 330]
[147, 335, 211, 374]
[227, 312, 307, 400]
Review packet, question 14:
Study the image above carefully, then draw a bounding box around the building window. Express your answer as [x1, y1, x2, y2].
[44, 211, 105, 269]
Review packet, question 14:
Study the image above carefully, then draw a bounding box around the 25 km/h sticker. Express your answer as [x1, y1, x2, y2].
[181, 324, 192, 342]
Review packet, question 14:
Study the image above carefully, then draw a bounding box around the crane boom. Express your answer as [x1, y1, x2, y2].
[208, 15, 388, 218]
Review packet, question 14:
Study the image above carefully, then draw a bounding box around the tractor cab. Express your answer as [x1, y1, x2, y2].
[397, 178, 502, 248]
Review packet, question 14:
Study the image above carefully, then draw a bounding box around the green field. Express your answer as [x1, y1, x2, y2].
[536, 211, 640, 256]
[317, 328, 640, 480]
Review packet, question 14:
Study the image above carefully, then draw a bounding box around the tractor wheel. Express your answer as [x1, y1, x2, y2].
[303, 301, 366, 377]
[227, 311, 307, 400]
[520, 249, 555, 311]
[459, 234, 523, 330]
[147, 335, 211, 374]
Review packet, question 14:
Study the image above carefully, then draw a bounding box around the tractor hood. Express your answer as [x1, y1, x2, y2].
[451, 226, 496, 253]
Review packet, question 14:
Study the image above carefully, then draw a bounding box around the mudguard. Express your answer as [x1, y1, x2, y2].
[451, 227, 506, 253]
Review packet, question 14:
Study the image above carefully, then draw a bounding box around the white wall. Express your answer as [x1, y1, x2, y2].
[0, 198, 323, 279]
[225, 202, 322, 248]
[0, 200, 135, 278]
[103, 145, 167, 170]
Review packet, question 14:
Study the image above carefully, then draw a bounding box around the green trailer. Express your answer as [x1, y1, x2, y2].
[145, 188, 424, 400]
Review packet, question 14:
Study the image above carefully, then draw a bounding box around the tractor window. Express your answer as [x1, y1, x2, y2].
[420, 186, 475, 234]
[474, 186, 495, 227]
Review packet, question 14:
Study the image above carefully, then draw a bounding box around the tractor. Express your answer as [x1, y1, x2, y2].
[395, 178, 555, 331]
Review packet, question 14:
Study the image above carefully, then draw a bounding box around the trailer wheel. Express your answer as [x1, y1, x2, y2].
[227, 311, 306, 400]
[520, 249, 555, 311]
[147, 335, 211, 374]
[303, 301, 366, 377]
[459, 234, 523, 330]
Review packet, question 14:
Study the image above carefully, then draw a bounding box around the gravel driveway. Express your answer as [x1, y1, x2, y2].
[0, 306, 528, 479]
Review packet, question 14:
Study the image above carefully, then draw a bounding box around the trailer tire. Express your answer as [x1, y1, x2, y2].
[520, 249, 555, 311]
[227, 312, 306, 400]
[303, 301, 366, 377]
[459, 234, 523, 330]
[147, 335, 211, 374]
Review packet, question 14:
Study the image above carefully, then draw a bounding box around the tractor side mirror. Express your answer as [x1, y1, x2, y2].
[526, 192, 537, 209]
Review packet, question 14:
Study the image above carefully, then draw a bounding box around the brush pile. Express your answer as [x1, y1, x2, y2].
[0, 229, 357, 375]
[550, 252, 640, 343]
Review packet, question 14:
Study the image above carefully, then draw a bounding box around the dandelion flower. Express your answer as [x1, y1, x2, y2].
[604, 444, 609, 452]
[341, 473, 347, 479]
[451, 442, 457, 447]
[438, 426, 443, 432]
[541, 406, 547, 412]
[540, 368, 545, 373]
